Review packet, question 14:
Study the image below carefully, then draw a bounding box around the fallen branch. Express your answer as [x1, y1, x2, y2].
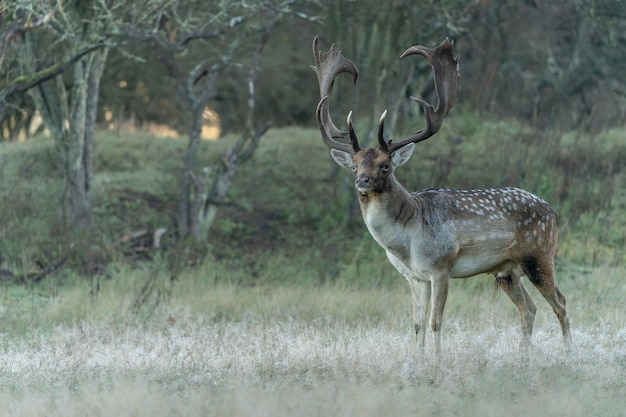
[109, 227, 168, 252]
[0, 257, 67, 285]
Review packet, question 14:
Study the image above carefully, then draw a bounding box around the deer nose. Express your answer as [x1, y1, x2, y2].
[355, 175, 371, 188]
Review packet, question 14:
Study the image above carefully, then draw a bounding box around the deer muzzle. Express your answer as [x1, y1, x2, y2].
[355, 174, 373, 192]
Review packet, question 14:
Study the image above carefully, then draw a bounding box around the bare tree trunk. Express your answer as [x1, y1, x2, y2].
[199, 120, 271, 239]
[178, 105, 206, 237]
[173, 57, 222, 238]
[25, 30, 108, 230]
[199, 162, 233, 239]
[172, 25, 274, 242]
[195, 34, 272, 240]
[64, 48, 108, 229]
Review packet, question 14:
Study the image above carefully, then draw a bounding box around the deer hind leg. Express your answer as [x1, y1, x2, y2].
[521, 256, 571, 345]
[408, 278, 431, 352]
[495, 270, 537, 346]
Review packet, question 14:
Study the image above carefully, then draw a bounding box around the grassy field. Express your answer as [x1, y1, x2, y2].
[0, 265, 625, 416]
[0, 122, 625, 415]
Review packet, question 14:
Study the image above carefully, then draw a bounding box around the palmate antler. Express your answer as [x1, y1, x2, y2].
[313, 37, 460, 154]
[385, 39, 460, 153]
[312, 36, 359, 153]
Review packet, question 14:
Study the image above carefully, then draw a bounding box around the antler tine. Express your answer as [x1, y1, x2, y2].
[377, 110, 389, 153]
[386, 38, 460, 154]
[346, 111, 361, 152]
[312, 36, 360, 153]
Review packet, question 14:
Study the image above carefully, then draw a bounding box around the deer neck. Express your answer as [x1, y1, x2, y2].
[357, 176, 418, 247]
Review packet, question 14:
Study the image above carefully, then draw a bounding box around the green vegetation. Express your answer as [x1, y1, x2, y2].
[0, 122, 624, 415]
[1, 117, 624, 280]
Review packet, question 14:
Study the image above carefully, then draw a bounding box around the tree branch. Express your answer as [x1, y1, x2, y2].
[0, 8, 55, 69]
[0, 40, 108, 120]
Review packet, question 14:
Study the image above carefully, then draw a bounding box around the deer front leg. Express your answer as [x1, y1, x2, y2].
[408, 278, 431, 353]
[430, 273, 450, 355]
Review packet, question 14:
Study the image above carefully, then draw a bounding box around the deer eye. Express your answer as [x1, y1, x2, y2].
[351, 165, 357, 172]
[380, 164, 390, 174]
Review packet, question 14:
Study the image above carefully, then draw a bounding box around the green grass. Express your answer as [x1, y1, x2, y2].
[1, 121, 624, 273]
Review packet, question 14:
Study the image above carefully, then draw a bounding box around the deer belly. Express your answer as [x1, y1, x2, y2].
[450, 246, 510, 278]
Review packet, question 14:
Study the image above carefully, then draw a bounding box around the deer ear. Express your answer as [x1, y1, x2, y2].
[330, 149, 354, 169]
[391, 143, 415, 167]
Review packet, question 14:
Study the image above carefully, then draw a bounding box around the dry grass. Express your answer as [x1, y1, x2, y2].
[0, 266, 624, 417]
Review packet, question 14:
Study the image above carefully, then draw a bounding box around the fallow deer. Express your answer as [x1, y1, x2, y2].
[312, 36, 570, 353]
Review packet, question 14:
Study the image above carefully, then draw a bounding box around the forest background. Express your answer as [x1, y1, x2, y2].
[1, 0, 624, 279]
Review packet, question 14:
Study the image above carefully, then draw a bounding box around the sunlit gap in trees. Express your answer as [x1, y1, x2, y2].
[2, 111, 62, 141]
[8, 106, 221, 142]
[102, 103, 221, 141]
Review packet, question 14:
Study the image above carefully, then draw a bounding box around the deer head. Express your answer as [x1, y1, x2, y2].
[312, 37, 460, 195]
